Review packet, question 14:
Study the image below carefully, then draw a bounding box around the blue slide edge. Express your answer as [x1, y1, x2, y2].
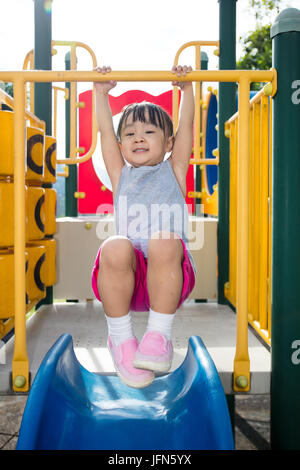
[17, 334, 234, 450]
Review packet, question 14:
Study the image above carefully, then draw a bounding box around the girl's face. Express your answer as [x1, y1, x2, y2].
[119, 113, 174, 167]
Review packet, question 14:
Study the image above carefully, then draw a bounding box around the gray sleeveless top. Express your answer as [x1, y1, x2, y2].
[114, 159, 196, 274]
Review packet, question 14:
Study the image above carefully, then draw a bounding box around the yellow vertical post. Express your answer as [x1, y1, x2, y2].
[12, 78, 29, 392]
[29, 51, 35, 114]
[172, 86, 179, 133]
[234, 76, 250, 391]
[228, 119, 237, 305]
[253, 102, 261, 321]
[70, 44, 77, 158]
[194, 46, 201, 161]
[259, 95, 269, 330]
[248, 107, 254, 317]
[268, 99, 273, 338]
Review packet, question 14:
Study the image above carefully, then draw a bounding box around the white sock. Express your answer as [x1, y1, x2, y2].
[146, 308, 175, 340]
[105, 312, 134, 345]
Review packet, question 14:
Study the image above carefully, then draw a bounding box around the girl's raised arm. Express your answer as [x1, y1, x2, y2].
[94, 67, 125, 195]
[169, 65, 194, 197]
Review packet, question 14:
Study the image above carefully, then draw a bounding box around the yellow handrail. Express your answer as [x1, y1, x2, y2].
[225, 84, 273, 350]
[22, 41, 98, 166]
[52, 85, 69, 138]
[172, 41, 219, 160]
[1, 67, 276, 392]
[0, 88, 45, 132]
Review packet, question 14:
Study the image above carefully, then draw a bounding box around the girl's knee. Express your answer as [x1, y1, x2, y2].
[99, 236, 136, 270]
[148, 232, 183, 264]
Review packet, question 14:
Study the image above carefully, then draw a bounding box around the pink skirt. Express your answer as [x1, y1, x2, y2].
[91, 239, 195, 312]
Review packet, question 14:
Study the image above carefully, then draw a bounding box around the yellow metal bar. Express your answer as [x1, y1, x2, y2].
[53, 86, 69, 138]
[69, 44, 77, 161]
[268, 99, 273, 339]
[234, 76, 251, 392]
[173, 40, 219, 64]
[22, 49, 35, 113]
[190, 158, 219, 165]
[12, 78, 29, 393]
[172, 41, 219, 142]
[52, 40, 97, 68]
[228, 119, 237, 305]
[194, 46, 201, 161]
[259, 95, 269, 331]
[248, 108, 254, 318]
[0, 88, 45, 132]
[0, 318, 15, 340]
[0, 69, 276, 84]
[253, 102, 261, 321]
[226, 76, 277, 125]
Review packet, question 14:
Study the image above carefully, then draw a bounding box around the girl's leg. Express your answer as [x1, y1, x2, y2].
[133, 233, 183, 373]
[97, 236, 136, 318]
[97, 236, 154, 388]
[146, 232, 184, 314]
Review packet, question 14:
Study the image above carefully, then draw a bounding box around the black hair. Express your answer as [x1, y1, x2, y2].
[117, 101, 174, 141]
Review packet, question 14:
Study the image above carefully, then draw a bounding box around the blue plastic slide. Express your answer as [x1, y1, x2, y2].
[17, 334, 234, 450]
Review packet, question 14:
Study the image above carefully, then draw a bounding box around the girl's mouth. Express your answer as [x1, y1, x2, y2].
[133, 148, 148, 153]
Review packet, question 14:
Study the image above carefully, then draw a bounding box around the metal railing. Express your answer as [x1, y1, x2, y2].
[225, 85, 273, 347]
[0, 67, 276, 391]
[22, 41, 98, 166]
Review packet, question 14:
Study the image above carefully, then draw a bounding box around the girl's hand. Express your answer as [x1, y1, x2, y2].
[94, 66, 117, 94]
[171, 65, 193, 90]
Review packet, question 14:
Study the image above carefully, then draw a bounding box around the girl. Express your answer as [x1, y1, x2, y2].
[92, 65, 196, 388]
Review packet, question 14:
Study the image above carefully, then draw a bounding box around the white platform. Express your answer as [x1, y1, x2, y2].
[0, 300, 270, 395]
[54, 216, 218, 301]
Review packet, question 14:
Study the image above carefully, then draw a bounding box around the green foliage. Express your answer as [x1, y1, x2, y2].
[237, 24, 272, 70]
[248, 0, 281, 21]
[237, 0, 282, 90]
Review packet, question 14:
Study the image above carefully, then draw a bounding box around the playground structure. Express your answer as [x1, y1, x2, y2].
[0, 0, 299, 450]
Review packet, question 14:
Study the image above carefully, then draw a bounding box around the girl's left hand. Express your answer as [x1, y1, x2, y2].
[171, 65, 193, 89]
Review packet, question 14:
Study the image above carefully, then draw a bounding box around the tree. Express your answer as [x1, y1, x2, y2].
[237, 0, 282, 90]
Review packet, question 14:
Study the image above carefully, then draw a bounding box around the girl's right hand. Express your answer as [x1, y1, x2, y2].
[94, 66, 117, 94]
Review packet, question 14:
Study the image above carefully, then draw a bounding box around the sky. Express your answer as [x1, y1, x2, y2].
[1, 0, 299, 95]
[2, 0, 299, 81]
[0, 0, 298, 180]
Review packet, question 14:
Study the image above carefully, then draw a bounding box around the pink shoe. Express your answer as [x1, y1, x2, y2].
[133, 331, 173, 372]
[107, 336, 154, 388]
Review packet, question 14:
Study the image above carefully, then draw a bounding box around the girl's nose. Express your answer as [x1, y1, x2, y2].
[135, 134, 145, 142]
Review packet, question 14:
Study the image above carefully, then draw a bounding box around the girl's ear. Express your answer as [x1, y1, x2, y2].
[166, 136, 174, 153]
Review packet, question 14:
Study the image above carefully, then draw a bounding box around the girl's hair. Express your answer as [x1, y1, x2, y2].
[117, 101, 174, 141]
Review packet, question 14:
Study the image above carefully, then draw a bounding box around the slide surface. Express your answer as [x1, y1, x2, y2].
[17, 334, 234, 450]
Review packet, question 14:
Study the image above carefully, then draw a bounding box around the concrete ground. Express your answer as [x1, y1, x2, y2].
[0, 393, 270, 450]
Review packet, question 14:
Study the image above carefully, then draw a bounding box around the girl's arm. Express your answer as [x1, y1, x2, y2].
[94, 67, 124, 195]
[169, 66, 195, 196]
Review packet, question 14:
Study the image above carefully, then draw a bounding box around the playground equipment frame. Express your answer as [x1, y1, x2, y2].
[0, 67, 277, 392]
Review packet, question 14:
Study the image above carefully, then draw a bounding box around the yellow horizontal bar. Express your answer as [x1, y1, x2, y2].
[0, 69, 276, 84]
[190, 158, 219, 165]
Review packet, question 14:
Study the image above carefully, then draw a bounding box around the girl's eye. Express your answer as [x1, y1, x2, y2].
[146, 130, 154, 134]
[125, 132, 134, 137]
